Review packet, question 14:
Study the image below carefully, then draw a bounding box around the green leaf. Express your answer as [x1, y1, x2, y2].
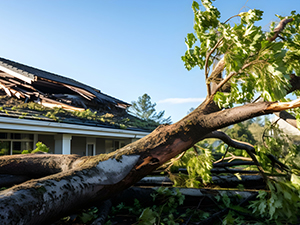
[79, 212, 94, 223]
[222, 194, 231, 207]
[271, 42, 284, 51]
[185, 33, 197, 49]
[291, 174, 300, 187]
[283, 190, 292, 200]
[274, 199, 283, 208]
[137, 208, 156, 225]
[257, 190, 267, 198]
[191, 1, 199, 11]
[269, 203, 276, 219]
[258, 200, 267, 214]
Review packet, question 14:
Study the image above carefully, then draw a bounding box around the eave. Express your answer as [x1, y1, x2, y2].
[0, 116, 149, 139]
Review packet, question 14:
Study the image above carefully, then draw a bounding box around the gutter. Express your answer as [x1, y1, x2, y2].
[0, 117, 149, 139]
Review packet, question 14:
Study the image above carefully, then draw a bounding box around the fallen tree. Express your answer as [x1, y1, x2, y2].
[1, 1, 300, 224]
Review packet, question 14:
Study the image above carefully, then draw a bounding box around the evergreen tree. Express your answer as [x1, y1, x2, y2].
[227, 121, 256, 145]
[130, 93, 172, 124]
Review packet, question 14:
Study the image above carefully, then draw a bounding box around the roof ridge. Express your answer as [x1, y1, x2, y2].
[0, 57, 97, 89]
[0, 57, 130, 106]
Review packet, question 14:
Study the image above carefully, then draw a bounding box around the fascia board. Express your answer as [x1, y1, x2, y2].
[0, 117, 149, 139]
[0, 65, 34, 84]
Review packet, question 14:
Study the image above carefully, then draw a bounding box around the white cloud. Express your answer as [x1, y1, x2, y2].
[157, 97, 205, 104]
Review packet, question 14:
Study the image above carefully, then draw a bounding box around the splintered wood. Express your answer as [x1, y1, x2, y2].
[0, 72, 100, 112]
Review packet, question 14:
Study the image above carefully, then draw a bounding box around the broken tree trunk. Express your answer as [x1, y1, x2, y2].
[0, 99, 300, 224]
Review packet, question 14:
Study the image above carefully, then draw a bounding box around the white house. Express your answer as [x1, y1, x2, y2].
[0, 57, 151, 156]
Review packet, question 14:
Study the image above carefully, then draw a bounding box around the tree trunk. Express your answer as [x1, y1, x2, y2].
[0, 100, 297, 224]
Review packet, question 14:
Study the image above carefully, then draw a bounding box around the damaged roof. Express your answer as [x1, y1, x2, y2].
[0, 57, 130, 111]
[0, 57, 158, 132]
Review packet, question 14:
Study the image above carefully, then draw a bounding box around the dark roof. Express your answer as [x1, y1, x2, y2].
[0, 57, 159, 132]
[0, 94, 157, 132]
[0, 57, 129, 106]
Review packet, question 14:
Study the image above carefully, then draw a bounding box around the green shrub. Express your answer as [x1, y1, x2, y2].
[22, 142, 49, 154]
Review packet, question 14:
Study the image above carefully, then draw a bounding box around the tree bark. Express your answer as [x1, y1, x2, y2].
[0, 99, 298, 224]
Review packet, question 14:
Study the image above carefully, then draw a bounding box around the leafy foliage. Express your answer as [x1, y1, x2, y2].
[227, 121, 256, 145]
[21, 142, 49, 154]
[78, 207, 99, 223]
[179, 3, 300, 221]
[182, 0, 300, 109]
[249, 180, 300, 224]
[106, 187, 186, 225]
[165, 115, 300, 224]
[169, 145, 213, 188]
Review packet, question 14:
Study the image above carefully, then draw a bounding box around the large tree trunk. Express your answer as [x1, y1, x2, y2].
[0, 100, 297, 224]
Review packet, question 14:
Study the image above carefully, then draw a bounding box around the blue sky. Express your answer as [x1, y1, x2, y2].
[0, 0, 298, 122]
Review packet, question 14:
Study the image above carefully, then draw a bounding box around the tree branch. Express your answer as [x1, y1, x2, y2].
[207, 60, 268, 103]
[204, 131, 266, 181]
[0, 154, 81, 176]
[223, 14, 241, 24]
[204, 131, 255, 153]
[206, 17, 294, 103]
[206, 58, 225, 85]
[265, 98, 300, 111]
[267, 18, 294, 42]
[211, 167, 258, 174]
[213, 161, 255, 168]
[1, 94, 300, 223]
[214, 154, 252, 164]
[205, 37, 224, 96]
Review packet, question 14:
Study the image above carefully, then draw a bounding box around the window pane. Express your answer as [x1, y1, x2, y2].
[22, 142, 33, 152]
[0, 133, 7, 139]
[12, 142, 33, 154]
[11, 133, 21, 139]
[11, 133, 33, 140]
[12, 142, 21, 154]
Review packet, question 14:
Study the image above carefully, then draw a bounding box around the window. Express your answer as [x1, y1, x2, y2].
[0, 133, 33, 155]
[11, 133, 33, 140]
[12, 141, 33, 155]
[0, 133, 7, 139]
[114, 140, 125, 151]
[105, 140, 126, 153]
[0, 141, 10, 156]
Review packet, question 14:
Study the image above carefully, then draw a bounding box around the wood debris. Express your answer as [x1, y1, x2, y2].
[0, 58, 131, 114]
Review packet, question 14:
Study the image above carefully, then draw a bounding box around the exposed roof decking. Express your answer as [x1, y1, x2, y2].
[0, 57, 130, 107]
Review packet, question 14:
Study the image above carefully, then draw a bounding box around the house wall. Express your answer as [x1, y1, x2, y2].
[0, 131, 144, 156]
[103, 138, 133, 153]
[39, 134, 138, 156]
[71, 136, 86, 156]
[96, 138, 105, 154]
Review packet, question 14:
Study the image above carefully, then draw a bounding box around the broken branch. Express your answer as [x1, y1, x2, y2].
[204, 131, 266, 181]
[205, 37, 224, 96]
[268, 18, 294, 42]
